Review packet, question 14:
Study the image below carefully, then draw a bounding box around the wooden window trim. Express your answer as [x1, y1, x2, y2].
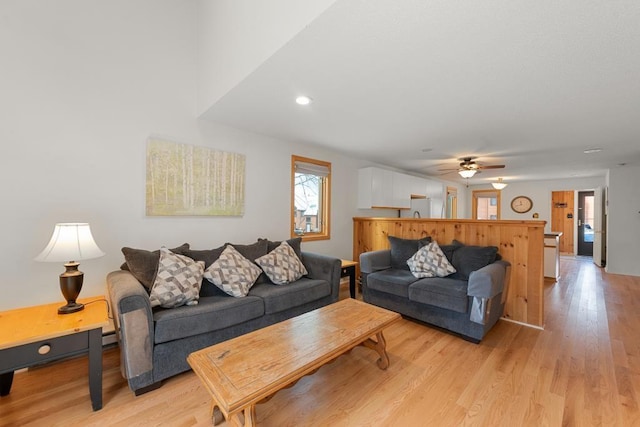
[472, 189, 501, 220]
[291, 155, 331, 241]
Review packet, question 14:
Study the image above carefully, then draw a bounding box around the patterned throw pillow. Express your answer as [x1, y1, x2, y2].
[121, 243, 190, 290]
[204, 245, 262, 297]
[149, 247, 205, 308]
[407, 241, 457, 278]
[255, 241, 308, 285]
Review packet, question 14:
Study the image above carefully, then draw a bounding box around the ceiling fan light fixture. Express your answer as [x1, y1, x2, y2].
[492, 178, 508, 190]
[458, 169, 476, 178]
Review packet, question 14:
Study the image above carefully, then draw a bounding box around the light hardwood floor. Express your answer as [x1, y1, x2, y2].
[2, 257, 639, 426]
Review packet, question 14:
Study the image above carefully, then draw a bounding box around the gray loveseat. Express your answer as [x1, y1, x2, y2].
[107, 238, 341, 395]
[360, 238, 510, 343]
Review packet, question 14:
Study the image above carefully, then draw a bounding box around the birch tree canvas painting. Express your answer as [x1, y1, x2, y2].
[146, 138, 245, 216]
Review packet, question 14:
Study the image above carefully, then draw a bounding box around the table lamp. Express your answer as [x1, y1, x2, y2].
[35, 223, 105, 314]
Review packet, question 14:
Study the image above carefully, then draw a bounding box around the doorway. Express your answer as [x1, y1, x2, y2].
[472, 190, 501, 220]
[446, 186, 458, 219]
[577, 191, 595, 256]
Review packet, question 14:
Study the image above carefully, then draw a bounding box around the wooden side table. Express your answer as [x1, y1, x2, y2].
[340, 260, 358, 298]
[0, 296, 109, 410]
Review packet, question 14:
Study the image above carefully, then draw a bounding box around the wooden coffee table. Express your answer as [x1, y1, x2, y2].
[187, 298, 401, 426]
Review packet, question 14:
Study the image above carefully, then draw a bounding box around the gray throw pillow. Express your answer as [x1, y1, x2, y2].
[450, 243, 498, 280]
[388, 235, 432, 270]
[439, 240, 464, 263]
[183, 245, 225, 269]
[121, 243, 190, 290]
[225, 239, 268, 263]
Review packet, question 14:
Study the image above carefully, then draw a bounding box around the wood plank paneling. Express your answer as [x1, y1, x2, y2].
[353, 218, 546, 327]
[552, 191, 575, 254]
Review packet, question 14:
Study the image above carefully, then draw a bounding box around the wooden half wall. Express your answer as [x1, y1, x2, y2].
[353, 218, 546, 328]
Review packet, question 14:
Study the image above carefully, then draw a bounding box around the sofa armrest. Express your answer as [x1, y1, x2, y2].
[467, 260, 510, 298]
[301, 252, 342, 302]
[106, 270, 155, 389]
[359, 250, 392, 274]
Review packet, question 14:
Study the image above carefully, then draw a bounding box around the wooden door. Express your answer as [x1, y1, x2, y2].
[551, 191, 574, 254]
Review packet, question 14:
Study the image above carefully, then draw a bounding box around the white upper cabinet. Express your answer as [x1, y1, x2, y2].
[358, 167, 430, 209]
[358, 167, 395, 208]
[391, 172, 412, 209]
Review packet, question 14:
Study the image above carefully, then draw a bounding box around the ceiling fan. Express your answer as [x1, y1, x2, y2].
[438, 156, 505, 178]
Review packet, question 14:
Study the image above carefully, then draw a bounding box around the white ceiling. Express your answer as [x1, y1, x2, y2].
[201, 0, 640, 184]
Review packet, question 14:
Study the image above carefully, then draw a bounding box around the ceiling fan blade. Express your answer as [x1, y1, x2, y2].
[477, 164, 505, 169]
[437, 167, 460, 172]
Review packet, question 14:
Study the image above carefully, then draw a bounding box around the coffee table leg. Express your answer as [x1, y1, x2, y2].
[361, 331, 390, 370]
[210, 402, 224, 425]
[243, 405, 257, 427]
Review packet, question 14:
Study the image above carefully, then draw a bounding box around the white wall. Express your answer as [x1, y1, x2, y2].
[466, 176, 606, 232]
[606, 164, 640, 276]
[196, 0, 337, 116]
[0, 1, 359, 310]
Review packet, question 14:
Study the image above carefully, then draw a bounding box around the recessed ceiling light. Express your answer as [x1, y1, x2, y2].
[295, 96, 312, 105]
[583, 148, 602, 154]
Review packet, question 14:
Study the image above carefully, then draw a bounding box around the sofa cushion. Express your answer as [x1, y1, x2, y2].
[225, 239, 268, 263]
[450, 244, 498, 280]
[408, 277, 470, 313]
[367, 269, 419, 298]
[388, 235, 432, 270]
[121, 243, 190, 290]
[255, 241, 308, 285]
[183, 245, 225, 269]
[261, 237, 303, 259]
[152, 295, 265, 344]
[407, 241, 457, 278]
[248, 278, 330, 314]
[149, 248, 204, 308]
[439, 240, 464, 263]
[203, 245, 262, 297]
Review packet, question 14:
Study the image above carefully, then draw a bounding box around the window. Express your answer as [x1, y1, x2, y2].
[291, 155, 331, 241]
[472, 189, 501, 220]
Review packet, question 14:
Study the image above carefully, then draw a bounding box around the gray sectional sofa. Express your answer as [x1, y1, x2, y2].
[107, 238, 341, 395]
[360, 238, 510, 343]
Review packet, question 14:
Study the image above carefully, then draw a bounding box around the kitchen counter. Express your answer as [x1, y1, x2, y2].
[544, 232, 563, 280]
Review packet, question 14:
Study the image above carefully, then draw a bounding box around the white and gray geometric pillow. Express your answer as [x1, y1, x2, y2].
[204, 245, 262, 297]
[407, 241, 457, 278]
[255, 241, 308, 285]
[149, 247, 205, 308]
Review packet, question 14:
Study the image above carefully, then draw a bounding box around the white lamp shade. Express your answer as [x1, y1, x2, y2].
[35, 223, 105, 263]
[458, 169, 477, 178]
[492, 178, 508, 190]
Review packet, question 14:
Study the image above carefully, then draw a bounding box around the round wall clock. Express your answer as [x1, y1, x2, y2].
[511, 196, 533, 213]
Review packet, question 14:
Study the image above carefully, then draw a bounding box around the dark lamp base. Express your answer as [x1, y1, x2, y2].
[59, 262, 85, 315]
[58, 302, 85, 314]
